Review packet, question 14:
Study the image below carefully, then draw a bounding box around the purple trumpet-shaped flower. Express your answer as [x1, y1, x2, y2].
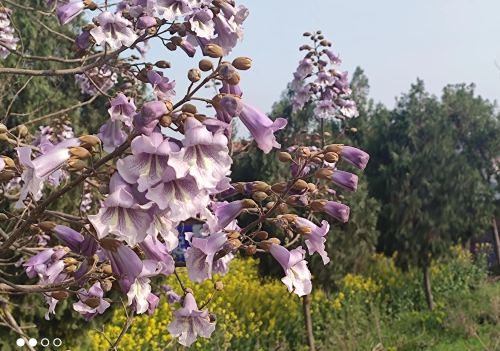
[126, 260, 163, 314]
[162, 285, 181, 304]
[73, 282, 111, 320]
[146, 168, 209, 222]
[23, 248, 66, 279]
[98, 119, 130, 153]
[212, 199, 253, 232]
[75, 30, 91, 50]
[117, 131, 180, 192]
[331, 170, 358, 192]
[108, 93, 136, 126]
[294, 217, 331, 265]
[167, 118, 232, 190]
[269, 244, 312, 297]
[147, 71, 176, 102]
[133, 100, 168, 135]
[56, 0, 84, 25]
[167, 293, 216, 347]
[235, 101, 287, 154]
[188, 7, 215, 39]
[75, 65, 117, 95]
[323, 201, 350, 223]
[147, 207, 179, 251]
[185, 232, 227, 283]
[53, 225, 98, 256]
[314, 100, 336, 119]
[90, 12, 138, 50]
[137, 15, 157, 29]
[157, 0, 193, 20]
[295, 58, 314, 79]
[139, 235, 175, 275]
[210, 4, 248, 54]
[88, 174, 153, 246]
[324, 49, 341, 64]
[339, 146, 369, 170]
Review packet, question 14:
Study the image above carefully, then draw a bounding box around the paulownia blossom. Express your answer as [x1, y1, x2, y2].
[56, 0, 85, 25]
[0, 8, 18, 59]
[294, 217, 331, 265]
[269, 244, 312, 297]
[88, 174, 153, 245]
[90, 12, 138, 50]
[167, 293, 216, 347]
[147, 71, 176, 102]
[73, 282, 111, 320]
[185, 231, 227, 282]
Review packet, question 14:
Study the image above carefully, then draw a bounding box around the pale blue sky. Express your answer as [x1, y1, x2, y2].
[149, 0, 500, 114]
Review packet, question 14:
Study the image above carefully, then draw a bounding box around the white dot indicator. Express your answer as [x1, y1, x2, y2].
[28, 338, 37, 346]
[16, 338, 25, 347]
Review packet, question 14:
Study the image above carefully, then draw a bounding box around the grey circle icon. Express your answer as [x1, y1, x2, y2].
[53, 338, 62, 347]
[40, 338, 50, 347]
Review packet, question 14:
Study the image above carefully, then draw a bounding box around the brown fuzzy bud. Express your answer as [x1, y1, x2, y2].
[303, 32, 312, 37]
[227, 231, 240, 239]
[67, 158, 86, 171]
[0, 123, 6, 133]
[258, 238, 281, 251]
[281, 214, 297, 223]
[325, 144, 343, 153]
[350, 127, 358, 133]
[155, 60, 171, 68]
[0, 170, 15, 182]
[38, 221, 56, 232]
[315, 168, 334, 179]
[159, 114, 172, 127]
[0, 134, 9, 142]
[52, 291, 70, 300]
[265, 201, 275, 210]
[181, 103, 197, 114]
[166, 42, 177, 51]
[64, 257, 78, 266]
[241, 199, 258, 208]
[203, 43, 224, 58]
[252, 181, 270, 192]
[245, 245, 257, 256]
[307, 183, 317, 192]
[199, 59, 213, 71]
[271, 182, 287, 193]
[252, 191, 268, 202]
[101, 279, 113, 292]
[84, 297, 101, 309]
[293, 179, 309, 191]
[324, 152, 339, 163]
[17, 125, 28, 137]
[227, 238, 242, 251]
[102, 264, 113, 275]
[1, 156, 15, 168]
[319, 39, 329, 46]
[310, 200, 327, 211]
[233, 182, 245, 193]
[79, 135, 101, 148]
[227, 72, 240, 85]
[70, 146, 92, 159]
[253, 231, 268, 240]
[214, 281, 224, 291]
[276, 203, 289, 214]
[188, 68, 201, 82]
[0, 213, 8, 221]
[298, 147, 311, 157]
[232, 57, 252, 70]
[65, 264, 77, 273]
[278, 152, 293, 162]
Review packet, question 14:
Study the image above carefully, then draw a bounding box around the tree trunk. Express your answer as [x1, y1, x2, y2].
[491, 217, 500, 268]
[302, 295, 315, 351]
[423, 264, 434, 311]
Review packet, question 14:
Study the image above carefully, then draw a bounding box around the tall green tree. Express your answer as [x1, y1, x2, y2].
[365, 80, 492, 309]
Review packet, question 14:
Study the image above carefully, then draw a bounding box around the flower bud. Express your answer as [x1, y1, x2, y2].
[271, 182, 287, 193]
[253, 231, 268, 240]
[315, 168, 334, 179]
[84, 297, 101, 309]
[252, 191, 268, 202]
[0, 213, 8, 221]
[245, 245, 257, 256]
[278, 152, 293, 162]
[159, 114, 172, 127]
[227, 231, 240, 240]
[188, 68, 201, 82]
[181, 103, 197, 114]
[265, 201, 275, 210]
[1, 156, 15, 168]
[65, 264, 77, 273]
[199, 59, 213, 71]
[64, 257, 78, 266]
[203, 44, 224, 58]
[241, 199, 258, 208]
[277, 203, 289, 214]
[38, 221, 56, 232]
[227, 72, 240, 85]
[298, 226, 312, 235]
[214, 281, 224, 291]
[0, 170, 15, 182]
[101, 279, 113, 291]
[155, 60, 171, 68]
[325, 144, 343, 153]
[232, 57, 252, 70]
[79, 135, 101, 148]
[292, 179, 308, 191]
[0, 123, 6, 133]
[324, 152, 339, 163]
[17, 125, 28, 137]
[69, 146, 92, 159]
[303, 32, 312, 37]
[101, 264, 113, 275]
[298, 147, 311, 157]
[280, 214, 297, 223]
[258, 238, 281, 251]
[67, 158, 86, 171]
[310, 200, 327, 211]
[307, 183, 317, 192]
[52, 291, 70, 301]
[0, 134, 9, 142]
[251, 181, 270, 192]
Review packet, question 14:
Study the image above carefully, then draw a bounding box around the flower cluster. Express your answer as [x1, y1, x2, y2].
[0, 7, 18, 59]
[0, 0, 370, 347]
[291, 31, 358, 119]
